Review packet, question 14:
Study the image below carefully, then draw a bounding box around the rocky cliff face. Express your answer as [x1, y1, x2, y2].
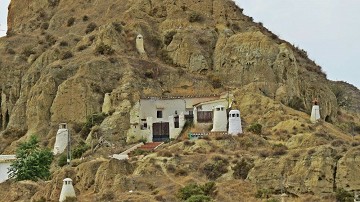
[0, 0, 359, 201]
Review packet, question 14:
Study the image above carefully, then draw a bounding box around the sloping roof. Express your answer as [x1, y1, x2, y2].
[193, 98, 229, 107]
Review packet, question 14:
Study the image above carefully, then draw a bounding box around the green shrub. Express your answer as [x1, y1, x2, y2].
[177, 182, 216, 201]
[8, 135, 54, 181]
[335, 188, 353, 202]
[59, 41, 69, 46]
[186, 195, 211, 202]
[41, 22, 49, 30]
[67, 17, 75, 27]
[202, 156, 228, 180]
[61, 51, 73, 60]
[94, 42, 114, 55]
[82, 15, 89, 21]
[272, 144, 288, 156]
[232, 159, 254, 179]
[84, 113, 107, 130]
[189, 12, 202, 23]
[112, 22, 122, 33]
[287, 96, 304, 111]
[255, 188, 272, 198]
[85, 22, 97, 34]
[248, 123, 262, 135]
[58, 154, 68, 167]
[21, 46, 35, 57]
[72, 142, 90, 159]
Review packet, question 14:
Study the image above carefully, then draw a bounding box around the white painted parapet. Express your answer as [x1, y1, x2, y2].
[228, 110, 242, 135]
[59, 178, 76, 202]
[211, 105, 227, 132]
[53, 123, 69, 155]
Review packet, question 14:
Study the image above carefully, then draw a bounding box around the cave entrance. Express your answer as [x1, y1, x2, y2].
[325, 115, 331, 123]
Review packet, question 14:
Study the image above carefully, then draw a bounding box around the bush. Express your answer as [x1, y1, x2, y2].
[82, 15, 89, 21]
[58, 154, 68, 167]
[272, 144, 288, 156]
[59, 41, 69, 46]
[8, 135, 54, 181]
[21, 46, 35, 57]
[61, 51, 73, 60]
[189, 12, 202, 22]
[201, 156, 228, 180]
[85, 22, 97, 34]
[255, 189, 272, 198]
[331, 140, 345, 147]
[94, 42, 114, 55]
[207, 74, 222, 89]
[41, 22, 49, 30]
[177, 182, 216, 201]
[67, 17, 75, 27]
[164, 30, 177, 46]
[335, 188, 353, 202]
[232, 159, 254, 179]
[72, 142, 90, 159]
[288, 96, 304, 111]
[248, 123, 262, 135]
[112, 22, 122, 33]
[77, 45, 88, 51]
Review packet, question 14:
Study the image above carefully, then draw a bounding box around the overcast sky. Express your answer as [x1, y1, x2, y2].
[234, 0, 360, 89]
[0, 0, 359, 89]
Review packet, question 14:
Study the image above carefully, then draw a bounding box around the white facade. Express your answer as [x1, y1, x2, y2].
[195, 98, 228, 111]
[127, 96, 226, 142]
[53, 123, 68, 155]
[59, 178, 76, 202]
[127, 98, 187, 142]
[211, 105, 227, 132]
[0, 155, 16, 183]
[310, 105, 320, 123]
[228, 110, 242, 135]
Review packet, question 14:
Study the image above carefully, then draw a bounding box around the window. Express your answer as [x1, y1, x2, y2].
[157, 110, 163, 118]
[236, 114, 239, 117]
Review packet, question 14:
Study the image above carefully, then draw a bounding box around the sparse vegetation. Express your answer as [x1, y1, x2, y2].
[112, 22, 122, 33]
[61, 51, 73, 60]
[21, 46, 35, 57]
[72, 141, 90, 159]
[272, 143, 288, 156]
[85, 22, 97, 34]
[232, 158, 254, 179]
[82, 15, 89, 21]
[335, 188, 354, 202]
[67, 17, 75, 27]
[189, 12, 202, 23]
[287, 96, 304, 111]
[201, 156, 228, 180]
[248, 123, 262, 135]
[94, 42, 114, 55]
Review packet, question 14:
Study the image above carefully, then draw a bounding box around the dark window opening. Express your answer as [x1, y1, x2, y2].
[157, 111, 163, 118]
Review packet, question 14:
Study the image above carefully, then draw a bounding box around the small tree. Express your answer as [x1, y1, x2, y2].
[8, 135, 54, 181]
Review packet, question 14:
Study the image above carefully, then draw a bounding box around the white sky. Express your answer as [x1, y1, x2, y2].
[0, 0, 359, 89]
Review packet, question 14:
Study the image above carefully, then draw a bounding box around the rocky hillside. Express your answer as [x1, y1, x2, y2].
[0, 0, 359, 201]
